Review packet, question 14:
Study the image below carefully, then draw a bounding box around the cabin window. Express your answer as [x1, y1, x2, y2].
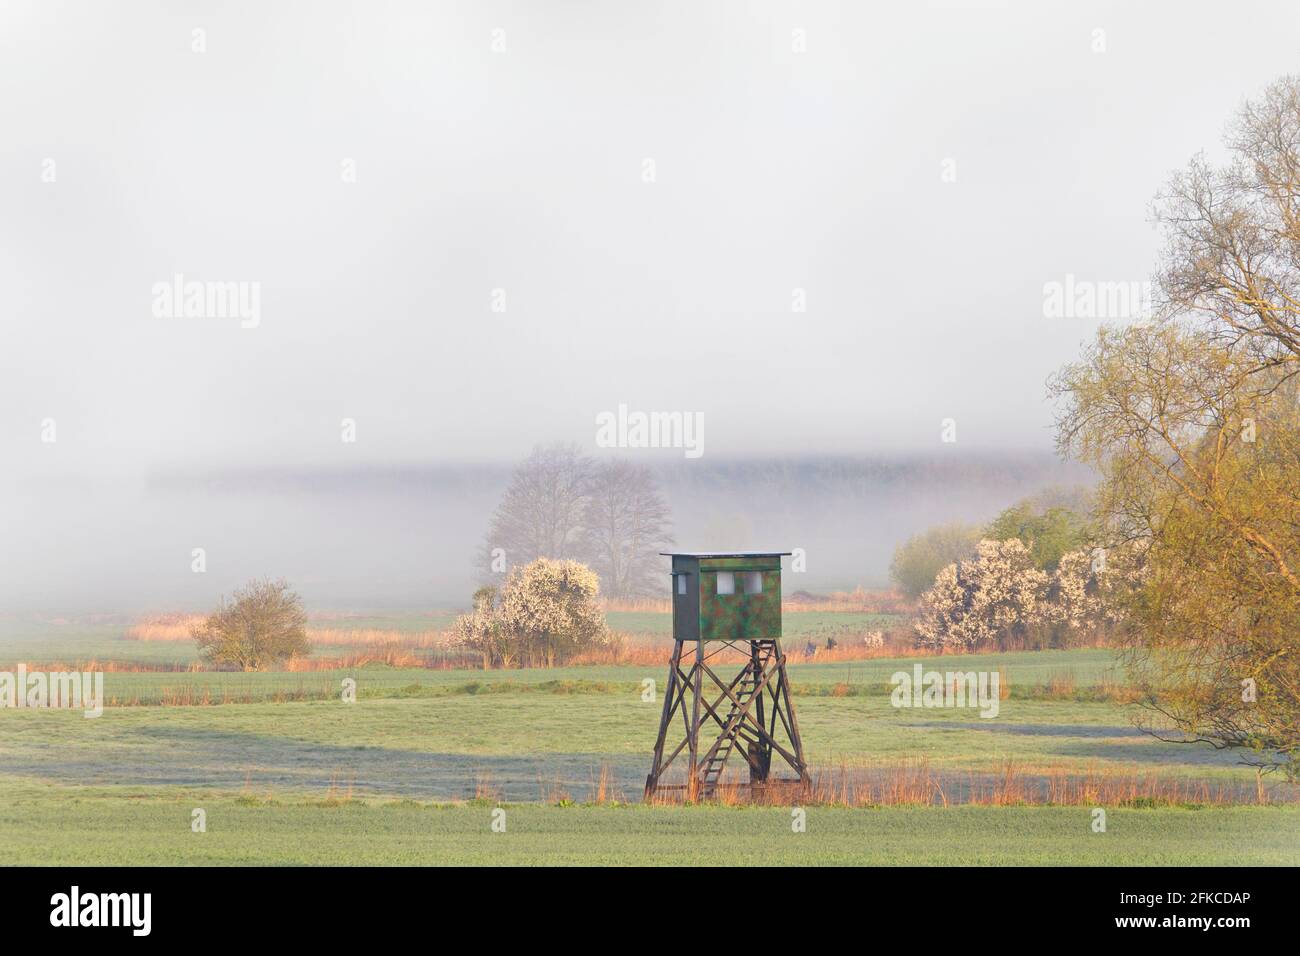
[742, 571, 763, 595]
[677, 574, 687, 595]
[715, 571, 735, 595]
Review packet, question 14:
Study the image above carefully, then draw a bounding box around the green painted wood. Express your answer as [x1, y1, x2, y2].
[665, 552, 785, 642]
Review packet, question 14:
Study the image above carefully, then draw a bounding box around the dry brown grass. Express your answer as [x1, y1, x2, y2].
[323, 770, 356, 804]
[566, 628, 932, 668]
[123, 616, 204, 641]
[785, 640, 933, 664]
[124, 600, 922, 673]
[600, 597, 674, 613]
[783, 588, 916, 614]
[644, 759, 1296, 808]
[283, 644, 427, 670]
[125, 616, 449, 649]
[1097, 674, 1141, 704]
[120, 613, 476, 670]
[473, 773, 502, 803]
[111, 612, 1125, 682]
[601, 588, 915, 616]
[538, 775, 574, 805]
[306, 629, 446, 648]
[1046, 669, 1078, 697]
[589, 763, 625, 804]
[566, 638, 669, 667]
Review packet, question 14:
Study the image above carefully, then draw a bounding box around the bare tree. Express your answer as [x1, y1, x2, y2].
[583, 460, 674, 598]
[480, 443, 594, 576]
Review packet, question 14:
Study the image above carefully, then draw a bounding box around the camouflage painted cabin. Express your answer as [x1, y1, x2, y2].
[664, 552, 791, 642]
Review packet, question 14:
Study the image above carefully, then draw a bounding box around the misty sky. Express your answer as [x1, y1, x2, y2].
[3, 1, 1299, 609]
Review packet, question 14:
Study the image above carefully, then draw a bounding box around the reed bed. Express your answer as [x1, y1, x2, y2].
[112, 610, 1112, 677]
[782, 588, 916, 614]
[569, 633, 1008, 668]
[281, 642, 477, 670]
[601, 589, 914, 615]
[122, 616, 205, 641]
[124, 617, 449, 649]
[645, 759, 1295, 808]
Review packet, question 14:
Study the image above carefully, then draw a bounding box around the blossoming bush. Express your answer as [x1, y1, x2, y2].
[454, 558, 612, 667]
[914, 539, 1048, 651]
[914, 540, 1137, 651]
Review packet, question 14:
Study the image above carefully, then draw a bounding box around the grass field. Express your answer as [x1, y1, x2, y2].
[29, 647, 1120, 705]
[1, 782, 1295, 865]
[1, 612, 1296, 865]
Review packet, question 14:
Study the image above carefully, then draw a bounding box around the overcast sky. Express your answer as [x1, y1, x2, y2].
[3, 1, 1299, 608]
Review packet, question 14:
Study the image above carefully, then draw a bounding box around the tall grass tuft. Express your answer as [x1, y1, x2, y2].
[646, 759, 1294, 808]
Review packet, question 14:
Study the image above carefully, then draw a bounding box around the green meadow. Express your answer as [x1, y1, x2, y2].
[2, 783, 1295, 866]
[0, 615, 1295, 865]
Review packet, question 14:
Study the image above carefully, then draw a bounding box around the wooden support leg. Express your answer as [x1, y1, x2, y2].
[644, 640, 683, 798]
[688, 638, 703, 801]
[749, 641, 770, 785]
[774, 638, 810, 785]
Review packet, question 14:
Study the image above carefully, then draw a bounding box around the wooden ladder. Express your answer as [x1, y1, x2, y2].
[698, 643, 773, 797]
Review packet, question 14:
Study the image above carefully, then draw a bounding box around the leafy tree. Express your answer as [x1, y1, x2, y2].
[191, 578, 310, 671]
[889, 523, 981, 597]
[985, 499, 1088, 572]
[1052, 75, 1300, 777]
[471, 585, 498, 613]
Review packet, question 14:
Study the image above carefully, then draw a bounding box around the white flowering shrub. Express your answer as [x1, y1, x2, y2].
[454, 558, 611, 667]
[1048, 549, 1106, 631]
[914, 539, 1049, 651]
[916, 539, 1140, 651]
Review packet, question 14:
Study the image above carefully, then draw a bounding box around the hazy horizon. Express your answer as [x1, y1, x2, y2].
[1, 450, 1090, 613]
[4, 1, 1298, 612]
